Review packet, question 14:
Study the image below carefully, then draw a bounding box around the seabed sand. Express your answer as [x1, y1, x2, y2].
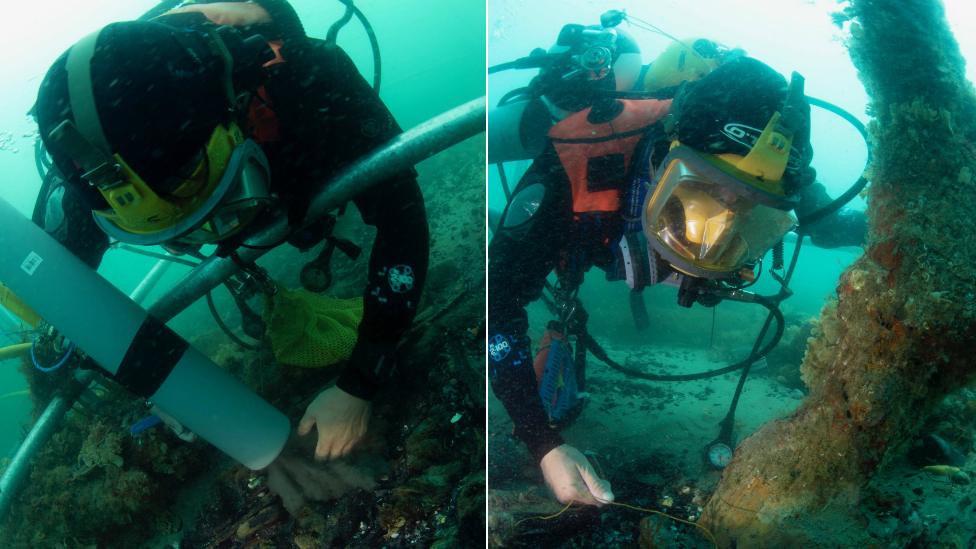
[562, 344, 803, 480]
[489, 341, 976, 547]
[488, 342, 803, 547]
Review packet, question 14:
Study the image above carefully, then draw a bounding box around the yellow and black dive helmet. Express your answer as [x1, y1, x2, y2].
[36, 20, 276, 248]
[642, 58, 809, 280]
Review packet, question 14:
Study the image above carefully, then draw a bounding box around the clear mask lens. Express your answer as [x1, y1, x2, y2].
[644, 154, 795, 277]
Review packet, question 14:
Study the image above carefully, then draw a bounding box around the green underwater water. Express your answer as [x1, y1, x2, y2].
[0, 0, 486, 544]
[0, 0, 484, 460]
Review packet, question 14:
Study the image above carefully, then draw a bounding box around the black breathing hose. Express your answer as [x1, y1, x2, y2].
[488, 59, 528, 75]
[349, 3, 382, 92]
[206, 288, 261, 351]
[33, 138, 50, 180]
[497, 86, 533, 107]
[796, 96, 871, 227]
[326, 0, 382, 92]
[325, 3, 355, 43]
[772, 240, 785, 271]
[30, 170, 57, 226]
[583, 291, 785, 382]
[488, 51, 567, 75]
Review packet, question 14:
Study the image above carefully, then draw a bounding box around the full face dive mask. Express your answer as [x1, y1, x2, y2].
[642, 74, 808, 280]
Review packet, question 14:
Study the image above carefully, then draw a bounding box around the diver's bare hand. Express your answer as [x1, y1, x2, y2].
[540, 444, 614, 507]
[297, 387, 371, 460]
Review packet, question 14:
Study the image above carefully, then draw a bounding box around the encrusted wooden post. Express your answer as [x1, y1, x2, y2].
[700, 0, 976, 545]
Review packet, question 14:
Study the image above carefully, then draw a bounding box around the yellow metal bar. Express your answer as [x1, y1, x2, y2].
[0, 342, 31, 361]
[0, 389, 29, 401]
[0, 283, 41, 328]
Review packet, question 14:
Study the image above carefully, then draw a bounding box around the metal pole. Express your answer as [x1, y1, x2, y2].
[117, 245, 199, 268]
[0, 343, 31, 361]
[0, 264, 158, 517]
[128, 258, 173, 305]
[149, 97, 486, 322]
[0, 370, 94, 519]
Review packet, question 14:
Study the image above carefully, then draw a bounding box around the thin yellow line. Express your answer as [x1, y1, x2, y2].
[512, 501, 574, 529]
[607, 501, 718, 548]
[511, 499, 719, 548]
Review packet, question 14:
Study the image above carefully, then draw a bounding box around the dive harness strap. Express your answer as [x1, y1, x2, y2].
[58, 30, 127, 191]
[65, 30, 112, 155]
[47, 121, 123, 190]
[50, 31, 124, 191]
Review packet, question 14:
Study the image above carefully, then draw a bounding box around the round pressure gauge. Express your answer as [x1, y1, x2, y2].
[706, 441, 734, 469]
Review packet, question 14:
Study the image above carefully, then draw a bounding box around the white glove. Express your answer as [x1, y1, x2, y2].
[540, 444, 614, 506]
[297, 386, 371, 460]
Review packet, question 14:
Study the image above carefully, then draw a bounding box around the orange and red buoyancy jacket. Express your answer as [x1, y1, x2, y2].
[549, 99, 672, 215]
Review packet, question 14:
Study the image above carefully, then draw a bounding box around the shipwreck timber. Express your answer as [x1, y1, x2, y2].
[700, 1, 976, 546]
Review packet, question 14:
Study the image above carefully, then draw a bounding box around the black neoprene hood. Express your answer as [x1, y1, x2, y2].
[672, 56, 813, 176]
[34, 20, 230, 202]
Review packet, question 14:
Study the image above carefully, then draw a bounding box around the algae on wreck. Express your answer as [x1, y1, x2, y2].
[702, 0, 976, 546]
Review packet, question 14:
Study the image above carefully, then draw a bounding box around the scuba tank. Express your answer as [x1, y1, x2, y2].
[487, 92, 554, 164]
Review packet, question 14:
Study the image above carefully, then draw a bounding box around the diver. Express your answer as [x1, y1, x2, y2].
[490, 27, 866, 248]
[488, 45, 866, 507]
[31, 0, 428, 462]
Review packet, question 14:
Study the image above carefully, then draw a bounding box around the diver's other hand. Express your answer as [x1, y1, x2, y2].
[540, 444, 614, 506]
[297, 387, 371, 460]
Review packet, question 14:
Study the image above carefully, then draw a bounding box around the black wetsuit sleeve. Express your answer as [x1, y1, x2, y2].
[488, 147, 572, 462]
[338, 172, 428, 400]
[337, 58, 429, 400]
[795, 182, 867, 249]
[266, 38, 428, 400]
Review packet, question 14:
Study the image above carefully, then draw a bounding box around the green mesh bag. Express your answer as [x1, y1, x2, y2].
[264, 287, 363, 368]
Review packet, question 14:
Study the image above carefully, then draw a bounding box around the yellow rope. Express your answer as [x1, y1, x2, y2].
[607, 501, 718, 548]
[512, 501, 574, 529]
[512, 499, 718, 548]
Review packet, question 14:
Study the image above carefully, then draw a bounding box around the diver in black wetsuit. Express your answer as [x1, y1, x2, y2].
[32, 0, 428, 461]
[489, 51, 865, 506]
